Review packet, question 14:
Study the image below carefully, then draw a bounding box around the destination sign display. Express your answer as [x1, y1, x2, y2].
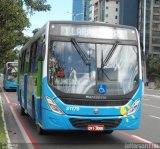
[50, 24, 137, 40]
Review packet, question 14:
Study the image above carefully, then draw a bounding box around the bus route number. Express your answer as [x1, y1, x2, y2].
[66, 106, 80, 112]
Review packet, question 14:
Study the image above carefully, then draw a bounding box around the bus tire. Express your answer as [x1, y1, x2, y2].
[4, 86, 8, 92]
[32, 96, 35, 120]
[36, 124, 45, 135]
[19, 90, 26, 116]
[21, 106, 26, 116]
[103, 130, 114, 134]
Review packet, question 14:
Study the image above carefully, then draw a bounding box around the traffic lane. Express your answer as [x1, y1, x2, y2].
[143, 96, 160, 102]
[0, 88, 35, 149]
[144, 88, 160, 96]
[3, 90, 160, 149]
[127, 96, 160, 143]
[127, 113, 160, 143]
[142, 95, 160, 117]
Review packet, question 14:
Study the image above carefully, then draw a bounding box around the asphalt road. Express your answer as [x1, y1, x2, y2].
[0, 77, 160, 149]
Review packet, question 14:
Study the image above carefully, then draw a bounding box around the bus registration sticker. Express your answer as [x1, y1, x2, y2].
[88, 125, 104, 131]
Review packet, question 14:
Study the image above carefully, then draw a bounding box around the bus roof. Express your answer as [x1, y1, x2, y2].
[20, 21, 137, 54]
[48, 21, 136, 30]
[6, 62, 18, 64]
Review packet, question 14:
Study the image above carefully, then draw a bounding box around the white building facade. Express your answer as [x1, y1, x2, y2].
[89, 0, 120, 24]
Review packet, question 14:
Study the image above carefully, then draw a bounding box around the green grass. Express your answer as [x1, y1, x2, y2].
[0, 106, 7, 144]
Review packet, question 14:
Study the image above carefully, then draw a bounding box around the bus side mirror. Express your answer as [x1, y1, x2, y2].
[38, 43, 45, 61]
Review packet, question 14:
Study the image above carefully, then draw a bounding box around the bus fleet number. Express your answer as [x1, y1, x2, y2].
[66, 106, 80, 111]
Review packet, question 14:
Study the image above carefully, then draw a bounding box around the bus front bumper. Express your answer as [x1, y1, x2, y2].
[4, 80, 17, 90]
[41, 108, 140, 131]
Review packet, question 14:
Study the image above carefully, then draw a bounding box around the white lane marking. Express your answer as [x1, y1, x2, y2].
[143, 98, 150, 101]
[143, 103, 160, 109]
[149, 115, 160, 120]
[1, 87, 34, 148]
[131, 135, 160, 148]
[2, 92, 31, 143]
[3, 92, 10, 104]
[144, 94, 160, 98]
[0, 95, 11, 144]
[131, 135, 152, 143]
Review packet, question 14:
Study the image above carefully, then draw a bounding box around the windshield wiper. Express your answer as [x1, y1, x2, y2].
[71, 38, 90, 65]
[102, 41, 119, 67]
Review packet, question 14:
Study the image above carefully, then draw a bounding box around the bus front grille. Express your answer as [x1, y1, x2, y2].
[69, 118, 122, 129]
[60, 98, 128, 106]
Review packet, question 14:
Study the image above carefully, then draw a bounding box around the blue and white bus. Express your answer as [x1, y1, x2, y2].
[3, 62, 18, 91]
[17, 21, 143, 134]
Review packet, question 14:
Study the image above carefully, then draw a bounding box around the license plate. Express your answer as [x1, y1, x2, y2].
[88, 125, 104, 131]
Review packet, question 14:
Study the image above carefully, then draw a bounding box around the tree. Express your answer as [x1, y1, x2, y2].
[0, 0, 51, 69]
[0, 0, 51, 51]
[0, 0, 30, 52]
[146, 55, 160, 87]
[18, 0, 51, 13]
[0, 49, 19, 72]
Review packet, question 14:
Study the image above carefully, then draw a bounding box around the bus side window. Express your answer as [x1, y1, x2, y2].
[29, 44, 33, 73]
[34, 40, 38, 72]
[34, 39, 41, 71]
[20, 51, 26, 74]
[25, 48, 30, 73]
[28, 40, 39, 73]
[3, 66, 6, 74]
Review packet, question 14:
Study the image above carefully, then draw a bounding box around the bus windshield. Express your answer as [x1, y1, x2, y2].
[7, 63, 18, 82]
[48, 39, 138, 96]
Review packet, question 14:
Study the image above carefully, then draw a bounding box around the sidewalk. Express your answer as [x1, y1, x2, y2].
[145, 82, 160, 90]
[0, 94, 8, 144]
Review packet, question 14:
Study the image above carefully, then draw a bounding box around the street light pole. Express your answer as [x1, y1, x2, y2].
[143, 0, 147, 85]
[143, 0, 146, 55]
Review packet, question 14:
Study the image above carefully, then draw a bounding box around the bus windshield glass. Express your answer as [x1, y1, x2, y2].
[48, 40, 138, 96]
[7, 63, 18, 82]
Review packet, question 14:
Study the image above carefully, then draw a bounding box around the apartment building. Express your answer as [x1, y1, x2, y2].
[139, 0, 160, 57]
[150, 0, 160, 56]
[89, 0, 120, 24]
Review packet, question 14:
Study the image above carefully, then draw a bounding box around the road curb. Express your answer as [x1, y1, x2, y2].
[0, 94, 11, 144]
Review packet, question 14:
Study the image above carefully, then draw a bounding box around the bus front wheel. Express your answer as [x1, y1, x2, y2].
[21, 106, 26, 116]
[36, 124, 45, 135]
[102, 130, 114, 134]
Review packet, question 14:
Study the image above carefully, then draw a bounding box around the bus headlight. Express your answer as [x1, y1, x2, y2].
[46, 96, 64, 115]
[127, 99, 141, 115]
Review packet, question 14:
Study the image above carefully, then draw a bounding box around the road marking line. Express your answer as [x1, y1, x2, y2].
[149, 115, 160, 120]
[144, 94, 160, 98]
[2, 90, 31, 144]
[143, 103, 160, 109]
[0, 94, 11, 144]
[131, 135, 152, 143]
[132, 135, 160, 149]
[118, 131, 160, 149]
[143, 98, 150, 101]
[0, 86, 38, 149]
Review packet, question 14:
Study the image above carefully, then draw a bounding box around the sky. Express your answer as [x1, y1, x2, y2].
[24, 0, 73, 36]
